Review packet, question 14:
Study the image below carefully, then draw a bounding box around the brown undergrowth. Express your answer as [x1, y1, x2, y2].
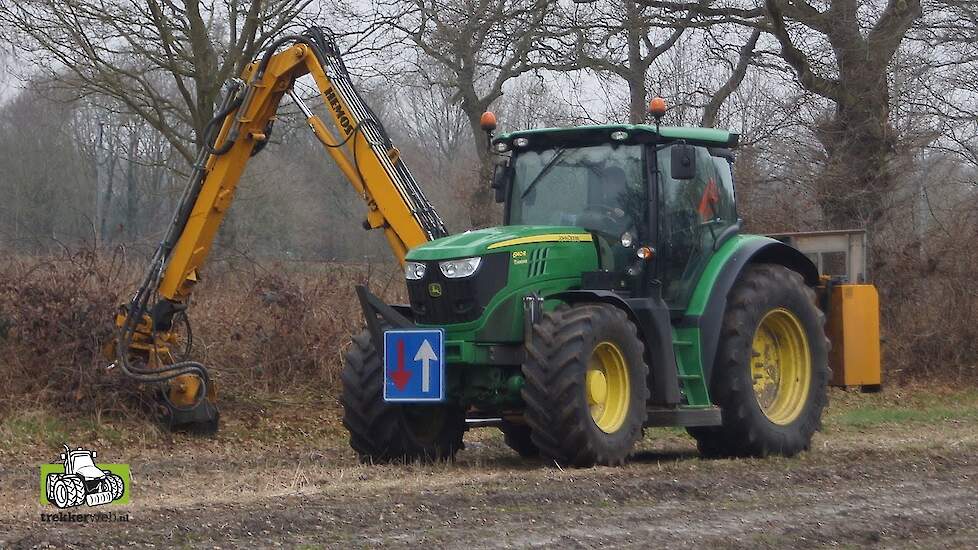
[0, 249, 401, 420]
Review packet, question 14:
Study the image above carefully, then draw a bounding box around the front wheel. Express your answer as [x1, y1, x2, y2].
[45, 473, 62, 502]
[690, 264, 829, 458]
[500, 422, 538, 458]
[341, 330, 466, 463]
[522, 303, 649, 466]
[52, 476, 86, 508]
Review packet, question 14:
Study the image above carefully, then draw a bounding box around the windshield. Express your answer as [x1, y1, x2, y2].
[71, 453, 97, 470]
[508, 144, 646, 238]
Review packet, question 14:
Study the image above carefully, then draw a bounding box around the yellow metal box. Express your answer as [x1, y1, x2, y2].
[826, 284, 881, 388]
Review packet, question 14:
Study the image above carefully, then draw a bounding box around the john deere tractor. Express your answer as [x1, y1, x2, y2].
[342, 108, 829, 466]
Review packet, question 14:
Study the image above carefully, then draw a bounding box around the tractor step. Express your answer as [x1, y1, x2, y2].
[644, 407, 722, 428]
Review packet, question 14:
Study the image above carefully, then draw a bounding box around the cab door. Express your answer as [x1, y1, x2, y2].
[654, 144, 738, 311]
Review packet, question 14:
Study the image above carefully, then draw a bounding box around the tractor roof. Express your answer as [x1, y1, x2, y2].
[496, 124, 738, 149]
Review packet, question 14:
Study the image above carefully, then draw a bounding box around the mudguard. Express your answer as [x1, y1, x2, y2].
[680, 236, 819, 385]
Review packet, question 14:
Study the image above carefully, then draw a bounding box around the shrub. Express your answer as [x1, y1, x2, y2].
[0, 249, 400, 417]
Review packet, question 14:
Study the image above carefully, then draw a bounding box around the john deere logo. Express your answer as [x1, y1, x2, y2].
[40, 444, 130, 508]
[428, 283, 442, 297]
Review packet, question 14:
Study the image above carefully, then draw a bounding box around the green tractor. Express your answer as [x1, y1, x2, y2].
[342, 114, 829, 466]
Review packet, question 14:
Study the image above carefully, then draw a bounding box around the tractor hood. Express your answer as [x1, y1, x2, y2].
[406, 225, 594, 261]
[68, 453, 106, 480]
[76, 463, 106, 480]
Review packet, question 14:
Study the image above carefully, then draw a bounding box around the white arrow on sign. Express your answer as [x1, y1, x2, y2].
[414, 339, 438, 393]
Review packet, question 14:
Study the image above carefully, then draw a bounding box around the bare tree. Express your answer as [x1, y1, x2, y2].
[764, 0, 923, 229]
[700, 28, 761, 128]
[641, 0, 924, 229]
[0, 0, 317, 162]
[368, 0, 558, 227]
[553, 0, 692, 123]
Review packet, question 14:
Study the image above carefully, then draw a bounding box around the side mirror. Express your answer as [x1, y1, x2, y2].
[490, 161, 511, 204]
[670, 144, 696, 180]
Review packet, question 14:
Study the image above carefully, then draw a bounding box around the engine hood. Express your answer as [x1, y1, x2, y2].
[76, 463, 106, 480]
[406, 225, 593, 261]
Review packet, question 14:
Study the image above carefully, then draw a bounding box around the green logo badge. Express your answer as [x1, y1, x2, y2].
[428, 283, 442, 297]
[40, 445, 130, 508]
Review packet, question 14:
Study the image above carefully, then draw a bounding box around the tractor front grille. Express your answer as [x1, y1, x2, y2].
[407, 253, 509, 325]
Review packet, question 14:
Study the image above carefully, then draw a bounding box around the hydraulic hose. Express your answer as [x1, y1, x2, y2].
[111, 84, 248, 408]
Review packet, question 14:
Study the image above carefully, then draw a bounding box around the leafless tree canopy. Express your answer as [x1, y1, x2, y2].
[0, 0, 317, 160]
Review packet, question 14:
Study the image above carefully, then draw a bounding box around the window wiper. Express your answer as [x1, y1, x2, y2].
[520, 148, 566, 199]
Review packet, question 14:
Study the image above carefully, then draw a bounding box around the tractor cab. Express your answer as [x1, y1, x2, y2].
[62, 447, 104, 479]
[491, 124, 740, 311]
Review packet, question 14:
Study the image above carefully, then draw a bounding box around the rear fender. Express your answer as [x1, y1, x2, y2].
[681, 236, 819, 386]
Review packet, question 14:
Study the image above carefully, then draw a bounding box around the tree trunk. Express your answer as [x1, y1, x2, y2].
[94, 122, 116, 246]
[814, 67, 894, 229]
[627, 75, 648, 125]
[464, 107, 501, 229]
[125, 128, 139, 240]
[625, 1, 647, 124]
[94, 123, 109, 246]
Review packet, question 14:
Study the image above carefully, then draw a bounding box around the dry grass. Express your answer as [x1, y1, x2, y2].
[0, 249, 402, 420]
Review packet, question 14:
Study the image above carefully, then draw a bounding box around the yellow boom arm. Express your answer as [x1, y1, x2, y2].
[161, 38, 445, 301]
[110, 30, 446, 431]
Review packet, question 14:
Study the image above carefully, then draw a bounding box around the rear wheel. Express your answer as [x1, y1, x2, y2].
[341, 330, 466, 463]
[689, 264, 829, 457]
[522, 303, 649, 466]
[103, 473, 125, 500]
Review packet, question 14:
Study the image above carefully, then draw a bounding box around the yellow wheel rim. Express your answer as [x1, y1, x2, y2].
[586, 341, 630, 433]
[751, 308, 812, 425]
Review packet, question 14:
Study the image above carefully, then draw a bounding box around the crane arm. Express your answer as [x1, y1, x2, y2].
[161, 32, 445, 301]
[109, 29, 447, 431]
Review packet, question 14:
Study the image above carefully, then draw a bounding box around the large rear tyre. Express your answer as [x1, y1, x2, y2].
[689, 264, 829, 458]
[341, 330, 465, 463]
[522, 303, 649, 466]
[103, 473, 125, 500]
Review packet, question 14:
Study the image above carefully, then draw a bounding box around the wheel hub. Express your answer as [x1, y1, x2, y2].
[586, 341, 630, 434]
[750, 308, 812, 425]
[586, 370, 608, 404]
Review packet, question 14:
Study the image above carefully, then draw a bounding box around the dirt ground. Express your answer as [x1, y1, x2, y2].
[2, 386, 977, 549]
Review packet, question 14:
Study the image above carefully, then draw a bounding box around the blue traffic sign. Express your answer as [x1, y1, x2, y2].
[383, 329, 445, 402]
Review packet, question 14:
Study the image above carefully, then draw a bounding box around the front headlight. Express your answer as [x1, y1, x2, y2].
[405, 261, 426, 280]
[439, 257, 482, 278]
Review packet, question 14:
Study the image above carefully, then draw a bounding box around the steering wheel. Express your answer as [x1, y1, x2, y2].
[579, 205, 627, 237]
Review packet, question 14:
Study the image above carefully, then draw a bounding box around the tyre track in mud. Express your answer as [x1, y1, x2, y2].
[3, 432, 977, 549]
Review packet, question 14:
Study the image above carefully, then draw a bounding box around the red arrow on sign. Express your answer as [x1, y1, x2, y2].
[390, 339, 412, 390]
